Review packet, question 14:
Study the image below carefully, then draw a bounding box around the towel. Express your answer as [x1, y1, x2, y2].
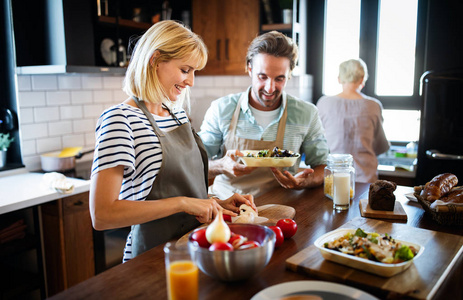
[42, 172, 75, 194]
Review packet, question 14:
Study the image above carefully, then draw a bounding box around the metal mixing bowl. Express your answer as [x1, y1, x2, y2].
[188, 223, 276, 281]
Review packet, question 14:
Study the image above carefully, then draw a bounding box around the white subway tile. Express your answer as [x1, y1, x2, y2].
[103, 76, 124, 89]
[17, 75, 32, 91]
[233, 75, 251, 87]
[71, 90, 93, 104]
[31, 75, 58, 90]
[20, 140, 36, 156]
[84, 132, 96, 148]
[112, 89, 127, 103]
[36, 137, 62, 154]
[34, 107, 60, 123]
[60, 105, 83, 120]
[204, 88, 226, 98]
[194, 76, 215, 87]
[22, 155, 41, 172]
[190, 88, 206, 98]
[93, 90, 114, 103]
[223, 88, 244, 96]
[48, 121, 73, 136]
[18, 91, 46, 107]
[58, 75, 82, 90]
[213, 76, 235, 87]
[20, 123, 48, 140]
[82, 76, 103, 89]
[19, 108, 34, 124]
[73, 119, 96, 133]
[84, 104, 105, 118]
[62, 134, 85, 148]
[46, 91, 71, 106]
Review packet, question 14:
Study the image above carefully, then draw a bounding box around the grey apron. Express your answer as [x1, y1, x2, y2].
[131, 97, 208, 257]
[210, 92, 288, 198]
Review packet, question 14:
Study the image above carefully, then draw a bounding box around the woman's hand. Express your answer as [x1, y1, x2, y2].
[184, 198, 223, 224]
[217, 193, 256, 215]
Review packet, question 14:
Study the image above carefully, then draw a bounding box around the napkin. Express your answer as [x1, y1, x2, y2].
[42, 172, 75, 194]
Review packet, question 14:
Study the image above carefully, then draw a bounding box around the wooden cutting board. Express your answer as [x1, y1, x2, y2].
[176, 204, 295, 247]
[286, 217, 463, 300]
[359, 198, 408, 221]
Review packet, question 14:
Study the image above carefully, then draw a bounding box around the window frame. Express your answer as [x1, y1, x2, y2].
[309, 0, 427, 110]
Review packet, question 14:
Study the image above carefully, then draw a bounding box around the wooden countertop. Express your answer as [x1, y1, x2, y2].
[48, 183, 463, 300]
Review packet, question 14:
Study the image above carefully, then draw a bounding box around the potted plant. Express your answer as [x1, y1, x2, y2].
[0, 133, 14, 168]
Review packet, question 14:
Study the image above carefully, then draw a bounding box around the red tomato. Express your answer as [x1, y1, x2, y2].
[276, 218, 298, 239]
[190, 228, 210, 248]
[209, 242, 234, 251]
[223, 214, 232, 222]
[228, 234, 247, 249]
[269, 226, 284, 248]
[237, 240, 260, 250]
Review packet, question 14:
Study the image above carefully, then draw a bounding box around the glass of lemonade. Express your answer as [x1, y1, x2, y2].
[164, 242, 199, 300]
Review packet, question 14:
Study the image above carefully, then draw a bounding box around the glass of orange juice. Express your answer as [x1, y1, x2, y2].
[164, 242, 199, 300]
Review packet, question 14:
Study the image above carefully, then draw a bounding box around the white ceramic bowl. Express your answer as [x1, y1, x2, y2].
[239, 150, 300, 167]
[314, 228, 424, 277]
[188, 224, 276, 281]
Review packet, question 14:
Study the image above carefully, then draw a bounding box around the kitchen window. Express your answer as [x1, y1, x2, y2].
[317, 0, 423, 143]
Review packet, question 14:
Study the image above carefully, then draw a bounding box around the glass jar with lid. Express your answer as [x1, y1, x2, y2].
[324, 154, 355, 200]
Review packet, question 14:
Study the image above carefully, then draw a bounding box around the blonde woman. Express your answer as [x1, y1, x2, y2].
[317, 58, 390, 183]
[90, 21, 255, 261]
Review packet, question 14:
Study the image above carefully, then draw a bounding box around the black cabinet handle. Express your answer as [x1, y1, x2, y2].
[225, 39, 229, 60]
[216, 39, 221, 60]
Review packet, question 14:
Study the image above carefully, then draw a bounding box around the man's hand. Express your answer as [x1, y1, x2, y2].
[270, 165, 326, 189]
[209, 150, 257, 178]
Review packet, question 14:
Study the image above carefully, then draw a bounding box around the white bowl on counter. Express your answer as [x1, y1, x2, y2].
[314, 228, 424, 277]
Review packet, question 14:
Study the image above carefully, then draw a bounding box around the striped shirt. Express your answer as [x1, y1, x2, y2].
[91, 103, 188, 262]
[198, 88, 329, 174]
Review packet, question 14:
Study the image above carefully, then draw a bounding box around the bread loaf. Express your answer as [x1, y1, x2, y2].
[420, 173, 458, 203]
[368, 180, 397, 211]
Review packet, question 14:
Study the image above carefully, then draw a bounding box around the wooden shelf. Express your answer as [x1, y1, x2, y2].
[261, 23, 292, 31]
[98, 16, 152, 30]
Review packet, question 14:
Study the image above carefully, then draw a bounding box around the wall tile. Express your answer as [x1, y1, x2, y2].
[93, 90, 114, 103]
[34, 107, 60, 123]
[20, 140, 36, 156]
[82, 76, 103, 89]
[31, 75, 58, 90]
[194, 76, 214, 87]
[48, 121, 73, 136]
[60, 105, 83, 120]
[18, 91, 46, 107]
[62, 134, 86, 148]
[36, 137, 62, 154]
[17, 75, 32, 91]
[46, 91, 71, 106]
[233, 76, 251, 86]
[19, 108, 34, 124]
[58, 75, 82, 90]
[112, 89, 127, 103]
[84, 104, 105, 118]
[73, 119, 96, 133]
[71, 90, 93, 104]
[103, 76, 124, 89]
[20, 123, 48, 140]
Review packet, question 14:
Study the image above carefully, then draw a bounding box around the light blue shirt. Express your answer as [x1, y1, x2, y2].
[199, 87, 329, 174]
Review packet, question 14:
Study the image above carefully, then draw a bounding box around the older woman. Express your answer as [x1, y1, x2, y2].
[317, 58, 390, 183]
[90, 21, 255, 262]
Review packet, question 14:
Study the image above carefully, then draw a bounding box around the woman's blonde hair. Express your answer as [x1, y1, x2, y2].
[123, 20, 207, 108]
[338, 58, 368, 84]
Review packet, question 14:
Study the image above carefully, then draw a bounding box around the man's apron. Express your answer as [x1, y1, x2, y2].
[130, 97, 208, 258]
[210, 93, 288, 198]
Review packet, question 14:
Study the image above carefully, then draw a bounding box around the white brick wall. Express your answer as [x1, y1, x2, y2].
[16, 73, 312, 171]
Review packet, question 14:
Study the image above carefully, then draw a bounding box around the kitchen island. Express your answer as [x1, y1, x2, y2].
[48, 183, 463, 300]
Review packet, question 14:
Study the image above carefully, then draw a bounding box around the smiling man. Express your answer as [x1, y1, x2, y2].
[199, 31, 329, 200]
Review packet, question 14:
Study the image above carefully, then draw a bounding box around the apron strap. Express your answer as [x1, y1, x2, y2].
[227, 91, 288, 146]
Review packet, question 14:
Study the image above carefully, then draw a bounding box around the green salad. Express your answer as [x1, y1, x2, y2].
[323, 228, 418, 264]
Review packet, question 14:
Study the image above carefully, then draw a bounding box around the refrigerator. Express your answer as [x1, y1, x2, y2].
[415, 70, 463, 185]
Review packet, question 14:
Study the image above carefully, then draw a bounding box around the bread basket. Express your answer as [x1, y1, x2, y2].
[413, 186, 463, 226]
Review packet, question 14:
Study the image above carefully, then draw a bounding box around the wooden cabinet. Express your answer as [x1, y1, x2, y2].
[192, 0, 259, 75]
[40, 192, 95, 297]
